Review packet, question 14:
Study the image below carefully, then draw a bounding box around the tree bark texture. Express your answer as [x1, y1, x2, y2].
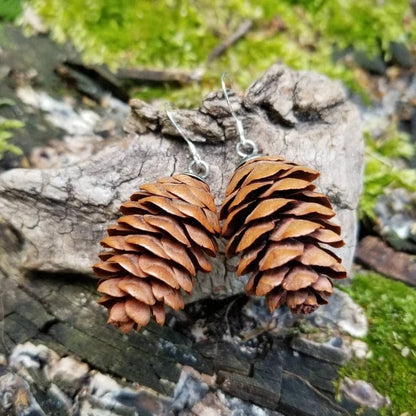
[0, 63, 363, 303]
[0, 64, 365, 416]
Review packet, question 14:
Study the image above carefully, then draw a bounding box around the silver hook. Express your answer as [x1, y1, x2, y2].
[165, 104, 209, 179]
[221, 73, 258, 158]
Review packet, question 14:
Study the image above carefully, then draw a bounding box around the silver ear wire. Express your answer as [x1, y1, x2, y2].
[165, 104, 210, 179]
[221, 73, 258, 159]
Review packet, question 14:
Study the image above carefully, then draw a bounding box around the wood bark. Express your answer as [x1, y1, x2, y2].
[0, 64, 364, 415]
[0, 63, 363, 303]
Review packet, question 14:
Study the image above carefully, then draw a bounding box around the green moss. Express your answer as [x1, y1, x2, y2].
[0, 105, 24, 159]
[359, 127, 416, 222]
[26, 0, 416, 105]
[0, 0, 24, 21]
[339, 272, 416, 415]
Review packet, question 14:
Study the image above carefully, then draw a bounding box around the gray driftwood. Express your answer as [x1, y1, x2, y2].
[0, 64, 366, 416]
[0, 63, 363, 303]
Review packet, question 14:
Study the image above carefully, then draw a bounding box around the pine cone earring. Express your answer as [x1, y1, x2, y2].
[219, 74, 346, 315]
[93, 107, 219, 333]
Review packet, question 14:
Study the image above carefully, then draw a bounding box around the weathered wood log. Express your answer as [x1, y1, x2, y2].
[0, 53, 374, 416]
[1, 265, 362, 415]
[355, 235, 416, 286]
[0, 63, 363, 304]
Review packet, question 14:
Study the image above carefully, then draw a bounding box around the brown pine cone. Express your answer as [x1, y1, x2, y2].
[93, 173, 220, 333]
[219, 155, 346, 314]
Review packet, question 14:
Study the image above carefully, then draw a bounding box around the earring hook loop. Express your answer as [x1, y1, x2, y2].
[221, 73, 258, 159]
[165, 103, 209, 179]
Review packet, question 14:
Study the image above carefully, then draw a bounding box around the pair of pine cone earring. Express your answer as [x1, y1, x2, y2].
[93, 75, 346, 334]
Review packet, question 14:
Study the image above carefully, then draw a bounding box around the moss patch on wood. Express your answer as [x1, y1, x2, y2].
[0, 0, 24, 21]
[27, 0, 416, 106]
[339, 272, 416, 415]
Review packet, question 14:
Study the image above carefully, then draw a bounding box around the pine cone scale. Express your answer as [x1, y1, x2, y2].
[118, 215, 160, 234]
[220, 156, 346, 315]
[143, 215, 191, 246]
[119, 280, 156, 305]
[109, 254, 147, 278]
[97, 278, 126, 297]
[245, 198, 295, 223]
[259, 240, 304, 271]
[281, 266, 319, 290]
[260, 178, 314, 197]
[125, 299, 151, 327]
[93, 174, 219, 332]
[184, 222, 217, 256]
[227, 181, 274, 212]
[235, 221, 275, 254]
[270, 218, 323, 241]
[253, 267, 289, 296]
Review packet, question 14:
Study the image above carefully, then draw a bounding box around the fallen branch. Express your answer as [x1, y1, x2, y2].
[207, 19, 253, 64]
